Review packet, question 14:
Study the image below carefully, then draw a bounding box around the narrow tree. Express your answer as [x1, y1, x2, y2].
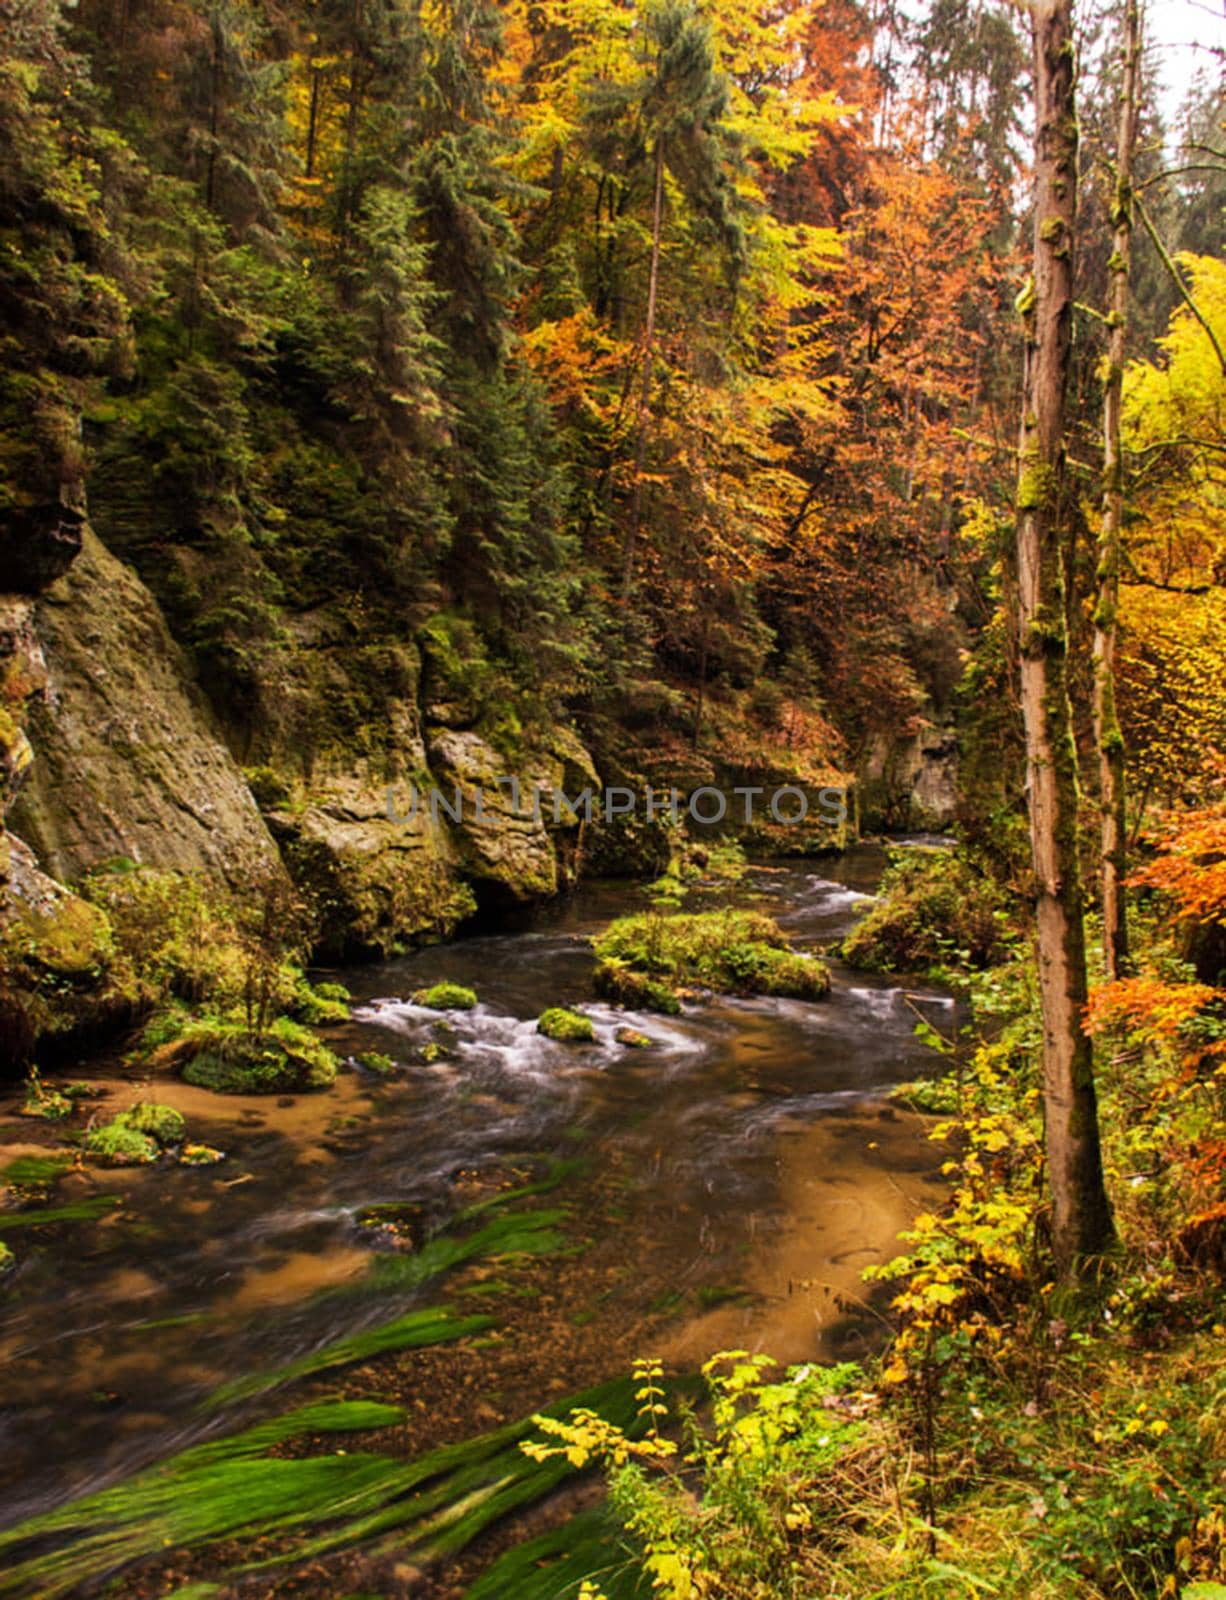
[612, 1, 743, 602]
[1092, 0, 1142, 980]
[1015, 0, 1114, 1272]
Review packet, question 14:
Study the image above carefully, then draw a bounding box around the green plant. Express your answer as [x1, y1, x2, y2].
[521, 1354, 866, 1600]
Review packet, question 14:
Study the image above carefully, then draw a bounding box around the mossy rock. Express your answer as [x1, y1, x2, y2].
[614, 1026, 653, 1048]
[839, 848, 1008, 973]
[537, 1008, 595, 1043]
[0, 1240, 13, 1273]
[420, 1041, 449, 1064]
[20, 1081, 72, 1120]
[593, 960, 682, 1016]
[356, 1050, 397, 1076]
[292, 977, 350, 1025]
[412, 982, 478, 1012]
[180, 1142, 226, 1166]
[592, 909, 830, 1005]
[118, 1103, 186, 1146]
[85, 1121, 160, 1166]
[177, 1017, 339, 1094]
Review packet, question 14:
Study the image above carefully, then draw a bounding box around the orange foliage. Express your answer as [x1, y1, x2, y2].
[1128, 802, 1226, 929]
[1085, 976, 1221, 1043]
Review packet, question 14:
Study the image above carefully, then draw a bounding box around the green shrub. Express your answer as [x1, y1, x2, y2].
[537, 1007, 595, 1042]
[840, 847, 1009, 973]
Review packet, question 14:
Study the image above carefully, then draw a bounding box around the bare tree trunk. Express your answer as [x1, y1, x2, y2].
[621, 138, 665, 604]
[306, 64, 321, 179]
[1016, 0, 1114, 1275]
[1092, 0, 1141, 981]
[206, 10, 223, 212]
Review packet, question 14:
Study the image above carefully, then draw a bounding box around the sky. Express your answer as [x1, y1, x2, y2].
[1139, 0, 1224, 122]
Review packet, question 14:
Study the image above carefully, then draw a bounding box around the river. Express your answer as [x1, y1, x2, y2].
[0, 843, 955, 1588]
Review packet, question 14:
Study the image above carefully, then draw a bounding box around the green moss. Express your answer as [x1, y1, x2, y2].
[0, 1241, 13, 1273]
[615, 1026, 652, 1048]
[117, 1103, 186, 1145]
[2, 1154, 71, 1191]
[537, 1007, 595, 1042]
[84, 1122, 160, 1166]
[412, 981, 478, 1012]
[356, 1050, 397, 1075]
[593, 960, 683, 1015]
[592, 909, 830, 1005]
[291, 977, 350, 1024]
[177, 1016, 339, 1093]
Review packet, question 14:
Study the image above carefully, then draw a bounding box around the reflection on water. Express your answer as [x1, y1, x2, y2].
[0, 845, 956, 1526]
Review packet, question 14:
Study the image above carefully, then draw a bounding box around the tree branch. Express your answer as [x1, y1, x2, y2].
[1134, 192, 1226, 378]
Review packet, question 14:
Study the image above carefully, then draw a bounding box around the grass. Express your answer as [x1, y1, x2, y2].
[0, 1377, 671, 1598]
[0, 1195, 121, 1231]
[207, 1306, 497, 1405]
[462, 1503, 652, 1598]
[361, 1207, 572, 1293]
[0, 1400, 407, 1598]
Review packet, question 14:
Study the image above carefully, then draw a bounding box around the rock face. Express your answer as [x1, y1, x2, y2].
[0, 503, 85, 595]
[266, 761, 474, 959]
[425, 725, 596, 906]
[8, 529, 279, 885]
[860, 720, 958, 831]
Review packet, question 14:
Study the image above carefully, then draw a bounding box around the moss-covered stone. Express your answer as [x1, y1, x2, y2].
[20, 1072, 72, 1119]
[175, 1017, 339, 1094]
[9, 531, 278, 887]
[839, 847, 1008, 972]
[614, 1026, 653, 1048]
[85, 1121, 160, 1166]
[291, 977, 350, 1024]
[180, 1142, 225, 1165]
[118, 1103, 186, 1146]
[593, 960, 683, 1015]
[356, 1050, 397, 1076]
[412, 982, 478, 1012]
[592, 909, 830, 1006]
[0, 1240, 14, 1273]
[537, 1007, 595, 1042]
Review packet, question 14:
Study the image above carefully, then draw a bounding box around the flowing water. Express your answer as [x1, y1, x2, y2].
[0, 845, 956, 1546]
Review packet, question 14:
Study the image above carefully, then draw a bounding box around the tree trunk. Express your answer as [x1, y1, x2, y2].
[306, 64, 321, 179]
[1015, 0, 1114, 1274]
[1092, 0, 1141, 981]
[621, 138, 665, 604]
